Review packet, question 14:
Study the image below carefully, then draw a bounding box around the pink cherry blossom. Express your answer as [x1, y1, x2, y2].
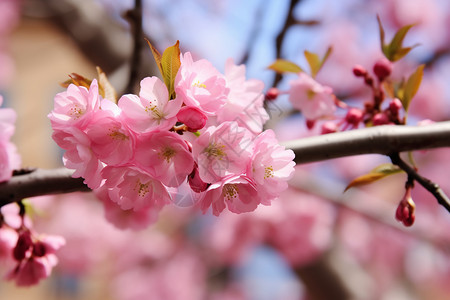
[175, 52, 229, 116]
[288, 72, 336, 121]
[58, 127, 104, 189]
[7, 233, 65, 287]
[134, 131, 194, 187]
[192, 121, 254, 183]
[119, 76, 181, 132]
[212, 58, 269, 134]
[0, 227, 18, 261]
[102, 166, 171, 211]
[95, 186, 159, 230]
[48, 79, 101, 130]
[86, 109, 135, 166]
[249, 129, 295, 203]
[199, 174, 259, 216]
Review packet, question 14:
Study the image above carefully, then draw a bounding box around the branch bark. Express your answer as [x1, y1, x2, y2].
[1, 122, 450, 208]
[282, 121, 450, 164]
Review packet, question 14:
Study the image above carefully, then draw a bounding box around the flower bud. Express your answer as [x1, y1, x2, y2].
[306, 119, 316, 130]
[352, 65, 367, 77]
[389, 98, 403, 116]
[373, 58, 392, 81]
[266, 87, 279, 101]
[177, 106, 207, 132]
[32, 241, 47, 257]
[395, 188, 416, 227]
[321, 122, 337, 134]
[372, 112, 389, 126]
[188, 163, 209, 193]
[345, 108, 363, 126]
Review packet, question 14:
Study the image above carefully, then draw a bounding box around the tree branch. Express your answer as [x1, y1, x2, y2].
[0, 168, 89, 208]
[124, 0, 143, 94]
[1, 122, 450, 208]
[390, 152, 450, 213]
[283, 122, 450, 164]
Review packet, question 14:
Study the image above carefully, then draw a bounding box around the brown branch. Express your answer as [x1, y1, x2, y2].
[2, 122, 450, 208]
[390, 152, 450, 213]
[283, 122, 450, 164]
[0, 168, 90, 208]
[272, 0, 301, 88]
[124, 0, 144, 94]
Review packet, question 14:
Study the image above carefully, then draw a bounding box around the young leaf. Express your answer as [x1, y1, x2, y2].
[344, 163, 403, 192]
[304, 47, 332, 78]
[401, 64, 424, 112]
[304, 50, 320, 78]
[377, 15, 418, 61]
[146, 39, 163, 77]
[161, 40, 181, 99]
[267, 59, 303, 74]
[61, 73, 92, 89]
[96, 67, 118, 103]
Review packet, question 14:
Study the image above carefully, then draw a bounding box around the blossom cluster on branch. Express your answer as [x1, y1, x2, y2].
[48, 43, 295, 230]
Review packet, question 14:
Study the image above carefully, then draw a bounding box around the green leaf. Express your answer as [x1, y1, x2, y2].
[402, 64, 424, 112]
[161, 40, 181, 99]
[146, 39, 163, 77]
[267, 59, 303, 74]
[344, 163, 403, 192]
[377, 15, 418, 61]
[304, 47, 332, 78]
[377, 15, 386, 52]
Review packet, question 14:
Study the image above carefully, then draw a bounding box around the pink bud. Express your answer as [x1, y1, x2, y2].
[389, 98, 403, 116]
[321, 122, 337, 134]
[373, 58, 392, 81]
[345, 108, 363, 126]
[372, 112, 390, 126]
[352, 65, 367, 77]
[188, 163, 209, 193]
[306, 119, 316, 130]
[395, 189, 416, 227]
[266, 87, 279, 101]
[13, 231, 33, 261]
[177, 106, 207, 131]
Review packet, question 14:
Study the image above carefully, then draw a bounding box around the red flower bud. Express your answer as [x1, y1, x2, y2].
[373, 58, 392, 81]
[372, 112, 390, 126]
[306, 119, 316, 130]
[266, 87, 279, 101]
[352, 65, 367, 77]
[321, 122, 337, 134]
[177, 106, 207, 131]
[345, 108, 363, 126]
[389, 98, 403, 116]
[188, 163, 209, 193]
[395, 189, 416, 227]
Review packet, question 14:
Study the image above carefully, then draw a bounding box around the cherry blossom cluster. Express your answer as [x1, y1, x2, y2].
[272, 57, 404, 134]
[1, 199, 65, 286]
[49, 52, 296, 228]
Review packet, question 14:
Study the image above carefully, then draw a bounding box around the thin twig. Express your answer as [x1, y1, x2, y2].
[390, 152, 450, 213]
[272, 0, 301, 88]
[124, 0, 143, 94]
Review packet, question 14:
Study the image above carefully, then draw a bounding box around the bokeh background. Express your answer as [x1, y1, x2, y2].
[2, 0, 450, 299]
